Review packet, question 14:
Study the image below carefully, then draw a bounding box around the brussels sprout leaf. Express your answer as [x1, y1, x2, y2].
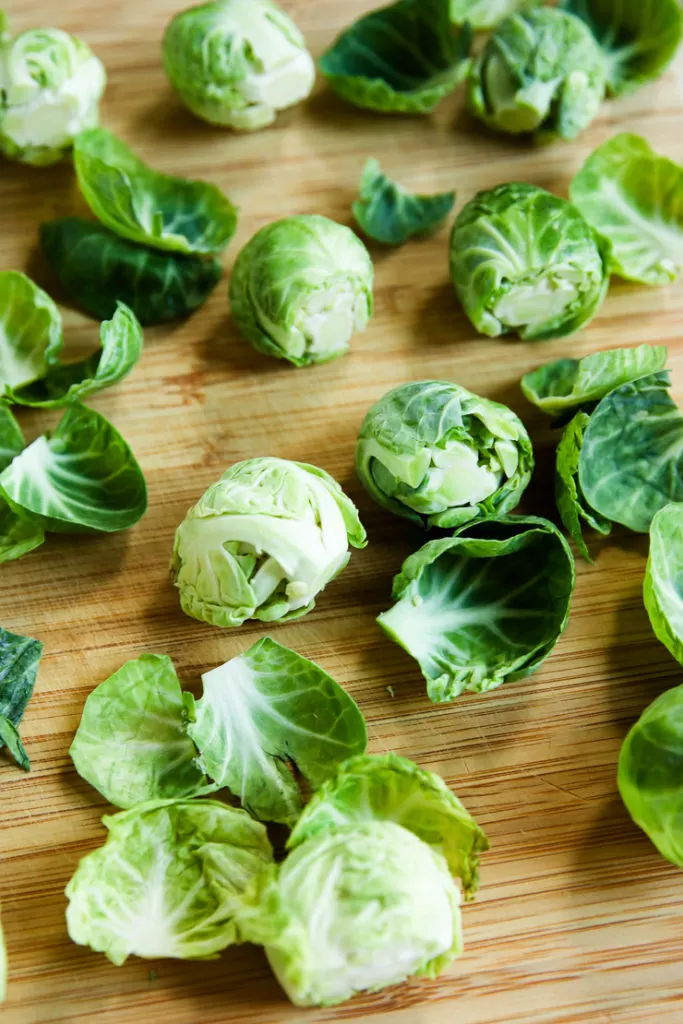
[644, 504, 683, 667]
[450, 0, 541, 30]
[555, 412, 611, 562]
[352, 159, 455, 246]
[0, 625, 43, 770]
[0, 271, 63, 393]
[0, 407, 45, 563]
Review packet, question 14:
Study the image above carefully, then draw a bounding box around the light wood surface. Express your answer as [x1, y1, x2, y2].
[2, 2, 683, 1022]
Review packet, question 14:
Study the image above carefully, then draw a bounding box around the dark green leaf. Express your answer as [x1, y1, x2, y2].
[352, 159, 455, 245]
[0, 625, 42, 767]
[0, 715, 30, 770]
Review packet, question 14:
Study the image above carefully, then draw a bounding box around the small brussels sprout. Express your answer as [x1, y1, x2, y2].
[0, 20, 106, 166]
[469, 8, 606, 142]
[162, 0, 315, 131]
[356, 380, 533, 528]
[172, 457, 367, 628]
[229, 215, 374, 367]
[235, 822, 463, 1007]
[450, 183, 609, 341]
[618, 683, 683, 869]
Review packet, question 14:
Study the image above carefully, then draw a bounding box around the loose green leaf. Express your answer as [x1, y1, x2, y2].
[644, 504, 683, 667]
[377, 515, 575, 702]
[0, 271, 63, 393]
[66, 798, 274, 964]
[0, 716, 29, 770]
[0, 625, 42, 767]
[0, 404, 147, 534]
[522, 344, 668, 416]
[287, 752, 489, 898]
[450, 0, 541, 30]
[563, 0, 682, 96]
[73, 128, 238, 255]
[450, 183, 609, 341]
[319, 0, 472, 115]
[580, 372, 683, 534]
[352, 159, 455, 246]
[9, 303, 143, 408]
[40, 218, 222, 326]
[186, 637, 368, 825]
[555, 412, 611, 562]
[570, 134, 683, 286]
[618, 683, 683, 868]
[70, 654, 208, 809]
[0, 407, 45, 564]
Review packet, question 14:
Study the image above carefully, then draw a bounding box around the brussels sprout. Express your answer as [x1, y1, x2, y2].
[356, 380, 533, 528]
[352, 159, 456, 246]
[450, 183, 609, 341]
[644, 504, 683, 667]
[469, 8, 606, 142]
[0, 20, 106, 166]
[162, 0, 315, 131]
[618, 683, 683, 869]
[319, 0, 472, 115]
[235, 822, 463, 1007]
[563, 0, 682, 97]
[450, 0, 541, 31]
[570, 134, 683, 286]
[229, 216, 373, 367]
[172, 457, 367, 628]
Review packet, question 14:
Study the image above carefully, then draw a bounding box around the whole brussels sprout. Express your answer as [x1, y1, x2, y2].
[162, 0, 315, 131]
[172, 458, 367, 628]
[355, 380, 533, 528]
[229, 215, 374, 367]
[450, 183, 609, 341]
[0, 19, 106, 166]
[469, 7, 606, 142]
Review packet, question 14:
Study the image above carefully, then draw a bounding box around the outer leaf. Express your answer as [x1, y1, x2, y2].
[580, 372, 683, 534]
[40, 219, 222, 326]
[0, 271, 63, 392]
[187, 637, 368, 825]
[0, 625, 42, 763]
[319, 0, 472, 115]
[618, 683, 683, 868]
[73, 128, 237, 255]
[65, 798, 274, 965]
[0, 716, 29, 770]
[0, 407, 45, 563]
[555, 412, 611, 562]
[377, 515, 575, 701]
[644, 504, 683, 666]
[9, 303, 143, 408]
[352, 159, 455, 246]
[450, 0, 541, 30]
[570, 134, 683, 286]
[0, 404, 147, 534]
[522, 344, 668, 416]
[563, 0, 682, 96]
[70, 654, 208, 809]
[287, 752, 489, 897]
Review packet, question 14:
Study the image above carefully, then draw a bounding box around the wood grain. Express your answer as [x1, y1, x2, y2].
[2, 2, 683, 1022]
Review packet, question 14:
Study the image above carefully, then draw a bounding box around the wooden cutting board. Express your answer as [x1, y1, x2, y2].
[2, 2, 683, 1022]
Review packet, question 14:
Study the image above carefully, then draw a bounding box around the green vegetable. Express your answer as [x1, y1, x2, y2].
[618, 683, 683, 868]
[352, 159, 455, 246]
[162, 0, 316, 131]
[355, 380, 533, 529]
[229, 215, 373, 367]
[0, 20, 106, 166]
[319, 0, 472, 115]
[563, 0, 682, 96]
[450, 183, 609, 340]
[235, 822, 463, 1007]
[70, 654, 208, 809]
[73, 128, 237, 255]
[468, 8, 606, 141]
[0, 625, 43, 771]
[39, 219, 222, 326]
[0, 406, 45, 564]
[186, 637, 368, 825]
[450, 0, 541, 31]
[555, 412, 611, 562]
[66, 798, 273, 964]
[570, 134, 683, 286]
[378, 515, 575, 702]
[173, 457, 365, 627]
[644, 504, 683, 666]
[522, 344, 668, 417]
[0, 271, 62, 392]
[0, 404, 147, 534]
[287, 752, 488, 897]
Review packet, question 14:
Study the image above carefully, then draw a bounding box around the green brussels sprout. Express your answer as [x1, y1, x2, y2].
[618, 683, 683, 869]
[0, 19, 106, 165]
[229, 215, 374, 367]
[235, 822, 463, 1007]
[162, 0, 315, 131]
[356, 380, 533, 528]
[172, 457, 367, 628]
[469, 7, 606, 142]
[450, 183, 609, 340]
